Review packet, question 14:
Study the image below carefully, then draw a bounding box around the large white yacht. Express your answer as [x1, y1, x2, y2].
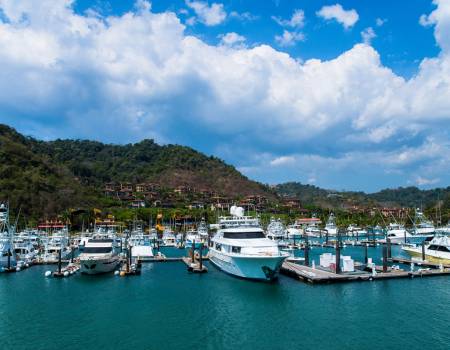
[79, 238, 120, 274]
[209, 206, 289, 281]
[402, 235, 450, 263]
[385, 223, 412, 243]
[324, 213, 338, 236]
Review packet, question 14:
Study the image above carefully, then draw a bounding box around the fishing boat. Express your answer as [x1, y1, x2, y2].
[0, 203, 16, 271]
[185, 229, 203, 249]
[324, 213, 338, 236]
[209, 206, 289, 281]
[411, 208, 435, 235]
[346, 224, 367, 236]
[402, 235, 450, 263]
[266, 218, 285, 241]
[285, 223, 303, 240]
[79, 238, 120, 274]
[385, 223, 412, 243]
[197, 218, 209, 241]
[162, 228, 176, 247]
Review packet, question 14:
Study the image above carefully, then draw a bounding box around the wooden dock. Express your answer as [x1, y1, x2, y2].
[280, 261, 450, 284]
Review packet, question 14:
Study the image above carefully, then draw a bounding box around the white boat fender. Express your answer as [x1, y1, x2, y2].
[16, 267, 21, 272]
[45, 270, 52, 277]
[114, 270, 120, 276]
[64, 271, 69, 277]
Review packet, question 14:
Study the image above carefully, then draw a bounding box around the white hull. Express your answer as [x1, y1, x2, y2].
[131, 246, 154, 261]
[413, 227, 435, 235]
[209, 249, 287, 281]
[80, 255, 120, 274]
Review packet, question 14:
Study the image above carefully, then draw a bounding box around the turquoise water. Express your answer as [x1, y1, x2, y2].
[1, 246, 449, 350]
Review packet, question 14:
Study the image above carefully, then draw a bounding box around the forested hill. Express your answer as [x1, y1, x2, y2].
[275, 182, 450, 209]
[0, 124, 275, 218]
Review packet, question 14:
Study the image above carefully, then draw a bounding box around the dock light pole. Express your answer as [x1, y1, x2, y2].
[335, 232, 341, 274]
[382, 245, 388, 273]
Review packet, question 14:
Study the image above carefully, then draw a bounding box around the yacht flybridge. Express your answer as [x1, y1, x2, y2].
[209, 206, 289, 281]
[411, 208, 435, 235]
[324, 213, 338, 236]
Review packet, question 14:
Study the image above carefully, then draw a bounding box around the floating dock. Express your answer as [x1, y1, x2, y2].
[280, 261, 450, 284]
[182, 257, 208, 273]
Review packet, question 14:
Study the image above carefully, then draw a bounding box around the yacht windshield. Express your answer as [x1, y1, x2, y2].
[223, 232, 265, 239]
[83, 247, 112, 253]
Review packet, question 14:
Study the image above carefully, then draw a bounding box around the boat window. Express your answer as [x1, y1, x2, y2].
[215, 243, 221, 251]
[83, 247, 112, 253]
[231, 246, 241, 253]
[428, 245, 439, 251]
[223, 232, 265, 239]
[437, 246, 450, 252]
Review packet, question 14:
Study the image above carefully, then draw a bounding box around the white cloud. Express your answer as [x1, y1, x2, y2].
[219, 32, 246, 47]
[229, 11, 258, 22]
[361, 27, 376, 44]
[419, 14, 434, 27]
[376, 18, 387, 27]
[185, 0, 226, 26]
[272, 9, 305, 28]
[1, 0, 450, 190]
[270, 156, 296, 166]
[414, 176, 440, 186]
[275, 30, 305, 46]
[316, 4, 359, 29]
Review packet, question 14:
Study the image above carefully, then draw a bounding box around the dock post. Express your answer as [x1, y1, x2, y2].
[304, 236, 310, 267]
[421, 240, 426, 261]
[387, 238, 392, 259]
[335, 235, 341, 274]
[325, 231, 329, 244]
[7, 248, 11, 269]
[199, 243, 203, 270]
[382, 245, 387, 273]
[404, 230, 407, 244]
[58, 248, 62, 274]
[364, 243, 368, 264]
[71, 247, 74, 263]
[356, 230, 359, 242]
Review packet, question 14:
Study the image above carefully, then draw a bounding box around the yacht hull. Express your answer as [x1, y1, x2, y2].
[402, 246, 450, 264]
[209, 250, 287, 281]
[80, 256, 120, 274]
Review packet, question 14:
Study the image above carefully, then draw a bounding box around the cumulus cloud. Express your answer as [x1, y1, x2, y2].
[229, 11, 258, 22]
[185, 0, 226, 26]
[0, 0, 450, 190]
[317, 4, 359, 29]
[219, 32, 246, 47]
[361, 27, 376, 44]
[272, 9, 305, 28]
[275, 30, 305, 46]
[376, 18, 387, 27]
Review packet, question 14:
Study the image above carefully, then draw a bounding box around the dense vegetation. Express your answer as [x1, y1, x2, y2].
[0, 124, 274, 221]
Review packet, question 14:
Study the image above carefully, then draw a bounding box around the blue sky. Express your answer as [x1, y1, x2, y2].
[0, 0, 449, 192]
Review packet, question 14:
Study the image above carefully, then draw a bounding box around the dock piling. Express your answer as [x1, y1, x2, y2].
[335, 235, 341, 274]
[422, 241, 426, 261]
[364, 243, 368, 264]
[387, 238, 392, 259]
[58, 248, 62, 274]
[382, 245, 387, 273]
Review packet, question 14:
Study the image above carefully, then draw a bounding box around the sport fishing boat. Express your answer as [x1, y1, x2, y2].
[0, 203, 16, 271]
[402, 235, 450, 263]
[324, 213, 338, 236]
[385, 223, 412, 243]
[346, 224, 367, 236]
[185, 229, 203, 249]
[266, 218, 285, 241]
[285, 223, 303, 240]
[197, 218, 209, 241]
[162, 228, 176, 247]
[79, 238, 120, 274]
[411, 208, 435, 235]
[209, 206, 289, 281]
